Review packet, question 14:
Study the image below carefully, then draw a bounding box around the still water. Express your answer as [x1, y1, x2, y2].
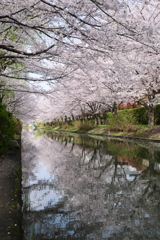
[22, 129, 160, 240]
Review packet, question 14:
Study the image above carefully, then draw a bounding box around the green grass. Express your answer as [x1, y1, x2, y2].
[37, 123, 160, 140]
[138, 125, 148, 128]
[38, 106, 160, 140]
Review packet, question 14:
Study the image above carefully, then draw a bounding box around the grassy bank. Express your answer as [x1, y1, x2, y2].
[38, 122, 160, 141]
[38, 106, 160, 141]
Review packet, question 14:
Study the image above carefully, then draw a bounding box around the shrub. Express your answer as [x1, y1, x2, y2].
[79, 121, 93, 131]
[14, 117, 22, 135]
[72, 120, 92, 131]
[154, 104, 160, 125]
[106, 105, 160, 127]
[57, 121, 69, 129]
[72, 120, 82, 130]
[132, 107, 148, 124]
[0, 103, 16, 154]
[106, 112, 138, 132]
[72, 119, 94, 131]
[130, 104, 160, 125]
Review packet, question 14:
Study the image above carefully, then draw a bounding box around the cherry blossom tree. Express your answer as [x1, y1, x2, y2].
[1, 0, 160, 124]
[131, 66, 160, 127]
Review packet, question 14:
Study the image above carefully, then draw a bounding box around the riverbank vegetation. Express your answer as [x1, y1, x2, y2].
[0, 103, 21, 154]
[37, 104, 160, 140]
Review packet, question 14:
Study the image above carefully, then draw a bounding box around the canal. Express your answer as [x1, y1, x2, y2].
[22, 129, 160, 240]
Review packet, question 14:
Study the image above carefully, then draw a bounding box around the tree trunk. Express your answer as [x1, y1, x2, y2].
[0, 86, 2, 104]
[112, 101, 118, 117]
[65, 115, 67, 123]
[148, 148, 155, 176]
[71, 114, 74, 121]
[148, 104, 154, 128]
[97, 115, 101, 125]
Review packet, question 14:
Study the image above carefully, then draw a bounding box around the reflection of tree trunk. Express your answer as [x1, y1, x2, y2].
[112, 156, 118, 182]
[140, 148, 157, 199]
[70, 141, 75, 153]
[80, 144, 86, 165]
[97, 156, 114, 179]
[64, 137, 68, 146]
[139, 148, 155, 179]
[90, 149, 97, 166]
[148, 148, 155, 176]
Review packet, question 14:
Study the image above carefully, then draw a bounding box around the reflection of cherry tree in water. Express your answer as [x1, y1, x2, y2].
[54, 133, 160, 239]
[23, 131, 160, 240]
[22, 131, 39, 185]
